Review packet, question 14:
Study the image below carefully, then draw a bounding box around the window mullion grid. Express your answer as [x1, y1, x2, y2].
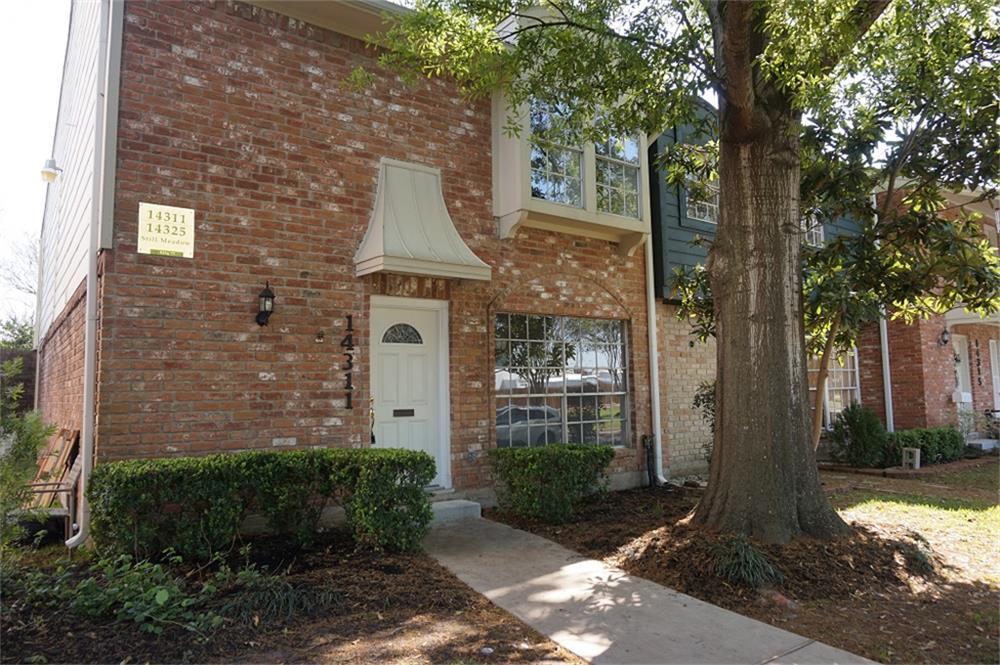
[583, 143, 597, 214]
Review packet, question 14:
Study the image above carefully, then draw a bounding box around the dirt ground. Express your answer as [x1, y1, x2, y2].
[2, 531, 579, 665]
[487, 457, 1000, 665]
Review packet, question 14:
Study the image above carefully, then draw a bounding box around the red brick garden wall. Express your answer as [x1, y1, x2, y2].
[97, 0, 654, 491]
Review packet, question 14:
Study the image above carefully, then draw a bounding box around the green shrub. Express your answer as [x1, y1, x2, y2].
[89, 448, 434, 560]
[934, 427, 965, 462]
[6, 552, 223, 637]
[829, 404, 887, 468]
[332, 448, 435, 551]
[1, 357, 56, 548]
[713, 535, 783, 589]
[692, 380, 716, 462]
[89, 455, 248, 561]
[885, 427, 965, 467]
[489, 444, 615, 523]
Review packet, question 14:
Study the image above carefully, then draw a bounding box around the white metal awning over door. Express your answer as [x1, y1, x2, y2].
[354, 158, 492, 281]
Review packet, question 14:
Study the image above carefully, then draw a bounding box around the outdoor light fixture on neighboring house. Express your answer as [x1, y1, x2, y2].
[939, 329, 952, 346]
[256, 282, 275, 326]
[40, 159, 63, 183]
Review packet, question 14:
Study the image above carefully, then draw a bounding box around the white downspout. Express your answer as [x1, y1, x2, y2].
[879, 315, 895, 433]
[871, 193, 895, 433]
[67, 0, 120, 547]
[644, 234, 668, 484]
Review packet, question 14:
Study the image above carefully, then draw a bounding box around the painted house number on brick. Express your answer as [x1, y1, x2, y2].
[137, 202, 195, 258]
[342, 315, 355, 409]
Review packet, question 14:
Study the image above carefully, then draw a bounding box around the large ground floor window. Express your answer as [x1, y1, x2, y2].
[808, 348, 862, 427]
[494, 313, 629, 447]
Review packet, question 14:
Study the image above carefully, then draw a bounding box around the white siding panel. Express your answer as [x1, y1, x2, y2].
[37, 0, 101, 338]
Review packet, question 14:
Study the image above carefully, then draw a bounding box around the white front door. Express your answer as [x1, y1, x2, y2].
[370, 297, 449, 488]
[952, 334, 973, 414]
[990, 339, 1000, 410]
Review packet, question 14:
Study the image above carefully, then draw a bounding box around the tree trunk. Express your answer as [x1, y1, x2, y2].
[811, 316, 841, 450]
[691, 91, 849, 544]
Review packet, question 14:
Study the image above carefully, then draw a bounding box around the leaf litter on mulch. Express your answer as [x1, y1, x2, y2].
[3, 529, 579, 665]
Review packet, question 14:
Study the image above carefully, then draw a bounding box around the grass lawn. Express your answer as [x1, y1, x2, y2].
[1, 530, 579, 665]
[488, 457, 1000, 665]
[922, 458, 1000, 492]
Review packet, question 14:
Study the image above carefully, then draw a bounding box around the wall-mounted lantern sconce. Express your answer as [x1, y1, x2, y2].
[938, 329, 952, 346]
[40, 159, 63, 183]
[256, 282, 275, 326]
[315, 330, 325, 343]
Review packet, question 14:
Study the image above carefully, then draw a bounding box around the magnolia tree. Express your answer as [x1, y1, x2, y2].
[675, 210, 1000, 450]
[380, 0, 999, 543]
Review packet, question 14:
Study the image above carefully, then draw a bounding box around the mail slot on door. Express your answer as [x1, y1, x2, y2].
[393, 409, 415, 417]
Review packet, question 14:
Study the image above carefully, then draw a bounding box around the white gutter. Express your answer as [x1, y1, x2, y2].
[67, 0, 122, 548]
[644, 234, 668, 484]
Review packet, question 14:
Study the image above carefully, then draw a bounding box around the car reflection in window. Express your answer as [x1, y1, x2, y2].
[495, 405, 562, 447]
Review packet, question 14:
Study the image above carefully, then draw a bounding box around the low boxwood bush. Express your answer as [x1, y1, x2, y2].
[489, 444, 615, 523]
[830, 404, 888, 468]
[331, 449, 434, 552]
[89, 448, 434, 560]
[884, 427, 964, 467]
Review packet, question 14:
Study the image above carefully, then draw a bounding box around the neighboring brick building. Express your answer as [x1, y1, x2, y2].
[858, 196, 1000, 438]
[36, 0, 663, 509]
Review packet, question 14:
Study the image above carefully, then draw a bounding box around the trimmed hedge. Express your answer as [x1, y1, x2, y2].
[88, 448, 434, 560]
[489, 444, 615, 523]
[884, 427, 965, 467]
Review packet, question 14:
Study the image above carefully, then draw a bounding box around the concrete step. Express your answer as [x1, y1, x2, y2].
[967, 439, 999, 452]
[431, 499, 481, 524]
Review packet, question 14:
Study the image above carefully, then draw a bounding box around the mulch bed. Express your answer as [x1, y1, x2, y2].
[2, 530, 579, 664]
[487, 483, 999, 664]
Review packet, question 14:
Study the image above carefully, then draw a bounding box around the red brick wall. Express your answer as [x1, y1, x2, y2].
[36, 279, 87, 443]
[97, 1, 653, 491]
[857, 315, 994, 430]
[857, 323, 886, 423]
[917, 317, 956, 428]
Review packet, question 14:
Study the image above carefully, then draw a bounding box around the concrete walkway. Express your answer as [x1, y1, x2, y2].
[424, 519, 873, 665]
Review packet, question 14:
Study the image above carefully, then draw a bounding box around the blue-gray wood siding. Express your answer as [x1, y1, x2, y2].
[648, 130, 862, 302]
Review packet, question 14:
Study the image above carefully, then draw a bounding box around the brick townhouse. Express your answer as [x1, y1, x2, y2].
[35, 0, 669, 529]
[32, 0, 1000, 545]
[857, 199, 1000, 441]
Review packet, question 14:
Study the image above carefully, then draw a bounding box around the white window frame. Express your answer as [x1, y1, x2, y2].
[809, 347, 862, 428]
[492, 93, 651, 254]
[494, 313, 630, 448]
[801, 214, 825, 247]
[685, 178, 719, 225]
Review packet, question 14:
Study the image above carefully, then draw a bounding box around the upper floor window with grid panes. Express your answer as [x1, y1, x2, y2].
[686, 178, 719, 224]
[528, 101, 641, 219]
[529, 101, 584, 207]
[596, 136, 641, 218]
[801, 214, 825, 247]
